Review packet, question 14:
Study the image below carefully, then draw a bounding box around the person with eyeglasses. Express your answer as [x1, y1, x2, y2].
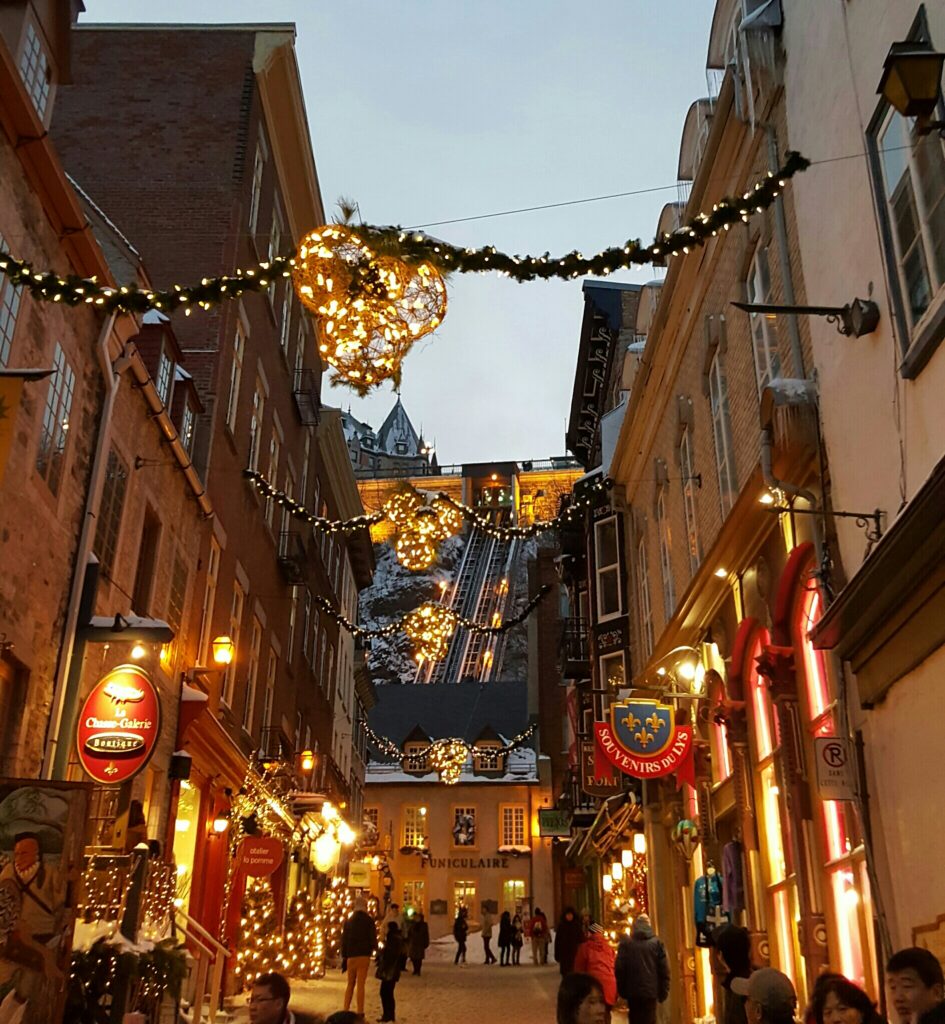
[247, 971, 317, 1024]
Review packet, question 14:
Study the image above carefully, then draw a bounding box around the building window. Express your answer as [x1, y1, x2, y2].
[635, 533, 654, 662]
[655, 487, 676, 621]
[248, 376, 266, 471]
[155, 346, 174, 406]
[502, 879, 526, 915]
[225, 319, 245, 433]
[294, 319, 306, 377]
[402, 806, 427, 849]
[131, 507, 162, 615]
[452, 807, 477, 847]
[223, 579, 245, 706]
[749, 631, 775, 761]
[287, 589, 298, 661]
[747, 246, 782, 394]
[180, 399, 195, 455]
[265, 429, 281, 527]
[163, 551, 189, 670]
[600, 652, 626, 691]
[261, 648, 277, 732]
[0, 233, 22, 368]
[594, 516, 623, 620]
[279, 290, 292, 357]
[249, 132, 268, 235]
[301, 591, 312, 663]
[268, 196, 284, 304]
[708, 351, 737, 515]
[678, 427, 701, 575]
[36, 343, 75, 495]
[402, 880, 425, 916]
[300, 430, 311, 507]
[874, 107, 945, 330]
[94, 448, 128, 579]
[242, 616, 263, 733]
[197, 537, 221, 664]
[500, 805, 526, 848]
[18, 22, 51, 120]
[453, 880, 476, 920]
[364, 806, 379, 834]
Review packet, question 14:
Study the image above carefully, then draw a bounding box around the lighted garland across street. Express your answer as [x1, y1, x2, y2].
[0, 153, 809, 393]
[312, 585, 551, 663]
[244, 468, 614, 553]
[364, 722, 538, 785]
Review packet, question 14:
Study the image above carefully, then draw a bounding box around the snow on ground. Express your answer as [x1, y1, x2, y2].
[229, 937, 631, 1024]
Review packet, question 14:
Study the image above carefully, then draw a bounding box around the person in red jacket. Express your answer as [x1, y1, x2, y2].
[574, 923, 617, 1024]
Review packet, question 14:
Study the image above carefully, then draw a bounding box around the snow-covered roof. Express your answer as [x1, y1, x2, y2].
[376, 397, 422, 457]
[365, 744, 538, 785]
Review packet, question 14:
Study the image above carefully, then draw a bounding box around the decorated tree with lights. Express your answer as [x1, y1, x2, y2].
[321, 881, 355, 962]
[281, 891, 326, 979]
[234, 877, 279, 988]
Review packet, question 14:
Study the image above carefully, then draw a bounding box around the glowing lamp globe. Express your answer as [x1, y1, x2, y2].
[212, 636, 235, 665]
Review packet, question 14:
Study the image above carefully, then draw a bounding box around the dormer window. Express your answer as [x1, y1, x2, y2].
[19, 22, 52, 121]
[395, 441, 408, 455]
[180, 399, 195, 455]
[403, 740, 430, 774]
[473, 741, 505, 775]
[155, 346, 174, 406]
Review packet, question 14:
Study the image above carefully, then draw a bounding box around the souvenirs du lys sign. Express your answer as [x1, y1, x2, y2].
[76, 664, 161, 784]
[594, 698, 695, 788]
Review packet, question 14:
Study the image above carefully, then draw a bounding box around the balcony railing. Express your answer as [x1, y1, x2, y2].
[293, 368, 320, 426]
[277, 530, 308, 585]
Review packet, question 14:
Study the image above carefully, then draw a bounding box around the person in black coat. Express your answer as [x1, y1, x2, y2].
[453, 907, 469, 965]
[341, 897, 377, 1016]
[376, 922, 403, 1022]
[407, 911, 430, 976]
[498, 910, 514, 966]
[711, 923, 752, 1024]
[555, 906, 585, 977]
[615, 914, 670, 1024]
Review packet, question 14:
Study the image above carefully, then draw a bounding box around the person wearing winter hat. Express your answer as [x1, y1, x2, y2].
[731, 967, 798, 1024]
[615, 914, 670, 1024]
[711, 923, 753, 1024]
[574, 923, 618, 1023]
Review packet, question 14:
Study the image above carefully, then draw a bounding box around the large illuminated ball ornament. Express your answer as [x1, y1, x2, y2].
[403, 603, 457, 663]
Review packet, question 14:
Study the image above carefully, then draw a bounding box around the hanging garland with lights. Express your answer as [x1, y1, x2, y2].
[244, 468, 612, 550]
[364, 722, 538, 784]
[0, 153, 808, 394]
[312, 584, 550, 662]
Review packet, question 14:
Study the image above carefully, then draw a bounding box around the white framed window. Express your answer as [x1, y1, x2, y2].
[222, 579, 245, 707]
[18, 21, 51, 121]
[708, 351, 737, 515]
[248, 132, 268, 235]
[262, 648, 277, 731]
[500, 805, 526, 847]
[294, 319, 306, 377]
[300, 430, 312, 507]
[180, 398, 195, 455]
[502, 880, 526, 915]
[155, 346, 174, 406]
[225, 317, 245, 433]
[242, 616, 263, 732]
[594, 516, 622, 620]
[600, 651, 626, 691]
[402, 805, 427, 848]
[301, 591, 312, 662]
[197, 537, 221, 664]
[94, 448, 129, 580]
[875, 108, 945, 330]
[635, 533, 654, 662]
[248, 376, 266, 471]
[452, 807, 477, 847]
[36, 342, 75, 496]
[279, 289, 292, 357]
[747, 246, 782, 394]
[678, 427, 701, 575]
[264, 429, 281, 527]
[287, 589, 298, 660]
[655, 487, 675, 621]
[0, 232, 23, 368]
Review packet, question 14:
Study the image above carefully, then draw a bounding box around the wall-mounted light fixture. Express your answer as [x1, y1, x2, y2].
[731, 299, 880, 338]
[878, 40, 945, 133]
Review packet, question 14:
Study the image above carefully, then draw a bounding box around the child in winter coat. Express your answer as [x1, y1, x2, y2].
[574, 923, 618, 1023]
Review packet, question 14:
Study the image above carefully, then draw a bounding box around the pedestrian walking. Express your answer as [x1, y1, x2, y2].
[512, 913, 524, 965]
[481, 906, 498, 964]
[375, 921, 403, 1023]
[406, 910, 429, 976]
[341, 896, 377, 1017]
[574, 923, 617, 1024]
[809, 975, 885, 1024]
[530, 906, 550, 965]
[557, 972, 608, 1024]
[498, 910, 513, 966]
[710, 923, 753, 1024]
[453, 907, 469, 965]
[730, 967, 797, 1024]
[614, 914, 670, 1024]
[555, 905, 585, 976]
[886, 947, 945, 1024]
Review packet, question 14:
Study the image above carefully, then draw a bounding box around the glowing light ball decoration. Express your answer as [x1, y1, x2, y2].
[404, 603, 457, 663]
[293, 226, 446, 393]
[383, 490, 424, 528]
[432, 497, 464, 537]
[428, 738, 471, 785]
[395, 530, 438, 572]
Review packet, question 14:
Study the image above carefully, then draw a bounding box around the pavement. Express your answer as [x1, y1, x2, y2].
[229, 937, 614, 1023]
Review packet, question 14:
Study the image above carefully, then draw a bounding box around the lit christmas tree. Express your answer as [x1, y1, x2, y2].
[281, 891, 327, 979]
[234, 877, 279, 987]
[321, 880, 355, 962]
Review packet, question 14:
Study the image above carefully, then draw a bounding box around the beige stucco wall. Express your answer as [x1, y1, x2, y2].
[365, 777, 555, 941]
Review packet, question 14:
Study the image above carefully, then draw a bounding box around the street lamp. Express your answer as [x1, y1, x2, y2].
[878, 40, 945, 131]
[731, 299, 880, 338]
[211, 635, 235, 665]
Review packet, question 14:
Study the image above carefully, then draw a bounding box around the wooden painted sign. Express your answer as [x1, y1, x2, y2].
[238, 836, 284, 877]
[76, 664, 161, 784]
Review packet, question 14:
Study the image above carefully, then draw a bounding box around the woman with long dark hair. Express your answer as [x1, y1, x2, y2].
[811, 976, 886, 1024]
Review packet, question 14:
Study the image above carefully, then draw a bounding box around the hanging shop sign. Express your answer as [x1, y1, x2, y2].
[76, 664, 161, 784]
[538, 809, 572, 838]
[348, 861, 372, 888]
[238, 836, 284, 877]
[594, 699, 695, 787]
[813, 737, 856, 801]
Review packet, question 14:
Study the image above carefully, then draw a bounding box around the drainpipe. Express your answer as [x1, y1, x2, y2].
[42, 312, 120, 779]
[760, 428, 818, 507]
[765, 125, 806, 379]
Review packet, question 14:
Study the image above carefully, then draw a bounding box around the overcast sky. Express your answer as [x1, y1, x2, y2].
[83, 0, 716, 465]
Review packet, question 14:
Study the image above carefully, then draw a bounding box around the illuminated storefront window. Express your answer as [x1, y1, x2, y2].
[172, 780, 201, 911]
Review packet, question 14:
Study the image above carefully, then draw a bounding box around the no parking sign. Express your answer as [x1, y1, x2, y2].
[814, 737, 856, 801]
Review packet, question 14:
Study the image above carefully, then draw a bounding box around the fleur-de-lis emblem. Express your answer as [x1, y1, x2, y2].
[646, 713, 665, 733]
[635, 727, 655, 749]
[622, 712, 641, 732]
